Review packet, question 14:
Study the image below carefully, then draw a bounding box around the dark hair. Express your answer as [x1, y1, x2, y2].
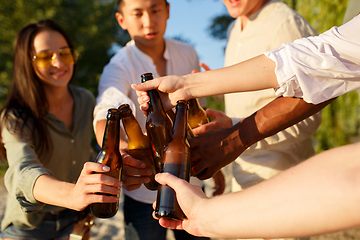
[117, 0, 169, 13]
[0, 19, 76, 161]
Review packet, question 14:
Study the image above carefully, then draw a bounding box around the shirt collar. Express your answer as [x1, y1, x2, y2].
[128, 39, 170, 64]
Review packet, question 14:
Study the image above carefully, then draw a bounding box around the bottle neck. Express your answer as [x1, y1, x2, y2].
[188, 98, 201, 110]
[102, 116, 120, 151]
[122, 113, 146, 140]
[172, 101, 188, 140]
[147, 89, 166, 114]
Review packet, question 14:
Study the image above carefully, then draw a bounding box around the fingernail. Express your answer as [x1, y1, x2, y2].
[102, 165, 110, 171]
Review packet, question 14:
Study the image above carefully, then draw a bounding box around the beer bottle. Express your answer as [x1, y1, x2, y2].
[167, 108, 196, 139]
[118, 104, 158, 190]
[90, 108, 123, 218]
[155, 100, 191, 220]
[141, 73, 173, 172]
[188, 98, 209, 129]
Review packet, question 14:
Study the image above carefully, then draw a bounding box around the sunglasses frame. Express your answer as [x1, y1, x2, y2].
[32, 48, 78, 68]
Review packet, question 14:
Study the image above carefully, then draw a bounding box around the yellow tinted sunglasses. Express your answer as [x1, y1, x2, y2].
[32, 48, 78, 68]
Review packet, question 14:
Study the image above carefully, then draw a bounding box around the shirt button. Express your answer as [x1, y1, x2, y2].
[72, 160, 76, 165]
[70, 139, 75, 144]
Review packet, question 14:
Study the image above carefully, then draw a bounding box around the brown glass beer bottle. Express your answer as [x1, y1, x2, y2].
[167, 108, 196, 139]
[155, 100, 191, 220]
[188, 98, 209, 129]
[90, 108, 123, 218]
[118, 104, 158, 190]
[141, 73, 173, 172]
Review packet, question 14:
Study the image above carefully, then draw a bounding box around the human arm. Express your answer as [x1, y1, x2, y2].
[33, 162, 121, 211]
[1, 113, 120, 212]
[190, 96, 333, 179]
[133, 54, 278, 111]
[133, 58, 330, 179]
[155, 141, 360, 238]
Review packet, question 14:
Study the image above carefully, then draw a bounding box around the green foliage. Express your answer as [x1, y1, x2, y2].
[283, 0, 350, 33]
[313, 91, 360, 153]
[0, 0, 130, 109]
[206, 97, 224, 112]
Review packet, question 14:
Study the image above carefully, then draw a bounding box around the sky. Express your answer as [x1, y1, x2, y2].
[165, 0, 230, 70]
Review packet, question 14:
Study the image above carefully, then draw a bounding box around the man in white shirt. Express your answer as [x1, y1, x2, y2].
[93, 0, 208, 240]
[222, 0, 322, 201]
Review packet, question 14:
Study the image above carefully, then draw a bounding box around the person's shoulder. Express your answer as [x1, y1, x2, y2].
[261, 1, 314, 31]
[262, 1, 303, 20]
[0, 108, 27, 133]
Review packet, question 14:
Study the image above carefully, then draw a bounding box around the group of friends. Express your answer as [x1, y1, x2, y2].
[0, 0, 359, 240]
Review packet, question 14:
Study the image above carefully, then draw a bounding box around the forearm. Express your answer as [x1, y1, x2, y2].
[198, 142, 360, 238]
[183, 54, 278, 99]
[237, 97, 334, 149]
[33, 174, 75, 209]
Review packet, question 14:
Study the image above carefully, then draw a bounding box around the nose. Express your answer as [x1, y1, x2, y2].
[142, 11, 155, 28]
[51, 53, 65, 68]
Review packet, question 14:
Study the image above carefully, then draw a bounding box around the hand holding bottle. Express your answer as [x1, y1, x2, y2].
[121, 151, 154, 191]
[153, 172, 208, 236]
[91, 108, 123, 218]
[65, 162, 122, 211]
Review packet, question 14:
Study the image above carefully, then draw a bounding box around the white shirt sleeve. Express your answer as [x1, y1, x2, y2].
[264, 15, 360, 104]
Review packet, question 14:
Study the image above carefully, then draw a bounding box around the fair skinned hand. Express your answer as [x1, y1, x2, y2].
[152, 173, 208, 236]
[133, 75, 191, 114]
[68, 162, 122, 211]
[136, 62, 211, 117]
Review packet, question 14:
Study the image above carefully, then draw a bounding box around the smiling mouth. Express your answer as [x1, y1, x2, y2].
[52, 71, 67, 76]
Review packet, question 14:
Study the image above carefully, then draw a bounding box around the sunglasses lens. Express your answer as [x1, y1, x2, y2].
[59, 48, 76, 65]
[34, 52, 53, 68]
[33, 48, 77, 68]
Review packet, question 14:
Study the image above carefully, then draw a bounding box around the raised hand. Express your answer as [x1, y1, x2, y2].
[133, 74, 191, 112]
